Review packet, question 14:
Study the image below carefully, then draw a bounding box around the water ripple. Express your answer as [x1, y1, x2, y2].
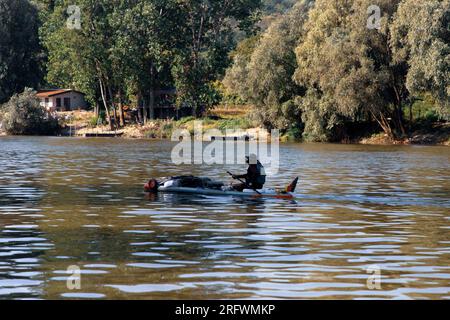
[0, 138, 449, 299]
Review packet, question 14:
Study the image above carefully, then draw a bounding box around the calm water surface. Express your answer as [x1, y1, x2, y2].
[0, 137, 449, 299]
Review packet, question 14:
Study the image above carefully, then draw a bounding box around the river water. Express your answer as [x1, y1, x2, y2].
[0, 137, 449, 299]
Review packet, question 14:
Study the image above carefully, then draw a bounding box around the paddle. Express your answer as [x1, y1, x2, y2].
[227, 171, 262, 195]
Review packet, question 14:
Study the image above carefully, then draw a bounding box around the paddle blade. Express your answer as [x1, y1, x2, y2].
[286, 177, 299, 193]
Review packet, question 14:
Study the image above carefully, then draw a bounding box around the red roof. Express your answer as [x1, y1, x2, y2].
[37, 89, 85, 98]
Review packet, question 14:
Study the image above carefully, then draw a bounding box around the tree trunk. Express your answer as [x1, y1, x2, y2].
[149, 64, 155, 120]
[113, 107, 118, 129]
[371, 110, 394, 140]
[380, 114, 394, 139]
[94, 102, 99, 117]
[392, 85, 406, 138]
[143, 97, 148, 124]
[192, 101, 197, 117]
[394, 105, 406, 138]
[118, 90, 125, 127]
[107, 85, 117, 130]
[137, 91, 142, 124]
[149, 90, 155, 120]
[99, 78, 113, 131]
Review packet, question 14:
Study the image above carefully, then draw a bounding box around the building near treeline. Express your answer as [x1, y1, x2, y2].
[37, 89, 88, 112]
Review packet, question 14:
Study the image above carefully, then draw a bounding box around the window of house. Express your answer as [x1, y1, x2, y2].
[56, 98, 61, 107]
[64, 98, 71, 111]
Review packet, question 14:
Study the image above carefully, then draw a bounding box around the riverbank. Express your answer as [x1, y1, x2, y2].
[63, 110, 450, 146]
[360, 123, 450, 146]
[2, 109, 449, 146]
[60, 108, 259, 140]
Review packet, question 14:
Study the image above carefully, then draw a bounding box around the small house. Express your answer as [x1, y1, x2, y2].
[152, 88, 192, 119]
[37, 89, 88, 112]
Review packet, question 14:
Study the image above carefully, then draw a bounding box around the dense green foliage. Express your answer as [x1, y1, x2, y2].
[390, 0, 450, 120]
[36, 0, 261, 128]
[225, 0, 450, 141]
[0, 88, 59, 135]
[1, 0, 448, 142]
[295, 0, 411, 141]
[0, 0, 43, 103]
[225, 0, 312, 131]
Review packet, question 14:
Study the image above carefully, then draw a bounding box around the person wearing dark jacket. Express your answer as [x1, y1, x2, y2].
[232, 154, 266, 191]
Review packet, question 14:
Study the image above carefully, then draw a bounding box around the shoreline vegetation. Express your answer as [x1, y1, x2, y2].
[0, 0, 448, 146]
[2, 108, 447, 146]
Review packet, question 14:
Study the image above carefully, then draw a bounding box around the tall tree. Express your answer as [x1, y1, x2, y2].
[228, 0, 313, 130]
[390, 0, 450, 120]
[42, 0, 259, 123]
[42, 0, 103, 110]
[172, 0, 262, 116]
[43, 0, 174, 127]
[222, 35, 260, 102]
[109, 0, 183, 123]
[294, 0, 409, 141]
[0, 0, 43, 103]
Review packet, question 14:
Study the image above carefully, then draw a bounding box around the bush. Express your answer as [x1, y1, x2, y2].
[161, 122, 173, 137]
[177, 116, 195, 125]
[217, 117, 253, 131]
[0, 88, 60, 135]
[283, 126, 303, 142]
[89, 116, 100, 127]
[423, 110, 439, 123]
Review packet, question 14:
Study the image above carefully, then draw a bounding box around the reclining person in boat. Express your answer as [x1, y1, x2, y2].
[232, 154, 266, 192]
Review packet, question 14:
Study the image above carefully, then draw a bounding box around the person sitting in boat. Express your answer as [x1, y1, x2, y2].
[232, 154, 266, 192]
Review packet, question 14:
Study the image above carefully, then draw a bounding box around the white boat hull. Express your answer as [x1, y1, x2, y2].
[156, 186, 294, 199]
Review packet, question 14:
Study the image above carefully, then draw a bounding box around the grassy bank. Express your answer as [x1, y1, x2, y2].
[139, 116, 256, 139]
[62, 107, 259, 139]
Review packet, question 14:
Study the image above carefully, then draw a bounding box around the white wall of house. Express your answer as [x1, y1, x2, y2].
[40, 98, 53, 110]
[40, 92, 88, 111]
